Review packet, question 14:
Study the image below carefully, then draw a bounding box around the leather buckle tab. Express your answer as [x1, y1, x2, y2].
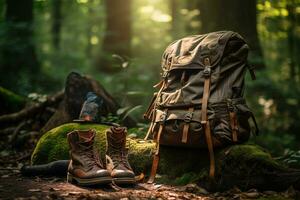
[184, 112, 193, 123]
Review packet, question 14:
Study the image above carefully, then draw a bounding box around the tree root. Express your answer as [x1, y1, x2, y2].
[0, 91, 63, 125]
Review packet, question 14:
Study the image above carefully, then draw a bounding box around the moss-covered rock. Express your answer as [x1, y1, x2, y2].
[32, 123, 155, 173]
[32, 123, 300, 191]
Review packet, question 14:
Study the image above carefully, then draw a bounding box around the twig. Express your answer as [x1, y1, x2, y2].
[0, 127, 15, 136]
[0, 167, 19, 170]
[16, 152, 32, 161]
[9, 121, 27, 144]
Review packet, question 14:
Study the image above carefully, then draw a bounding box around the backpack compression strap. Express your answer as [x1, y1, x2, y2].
[201, 57, 215, 179]
[182, 107, 194, 143]
[147, 108, 167, 183]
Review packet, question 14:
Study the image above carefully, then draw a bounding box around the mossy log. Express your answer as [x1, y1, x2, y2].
[31, 123, 300, 191]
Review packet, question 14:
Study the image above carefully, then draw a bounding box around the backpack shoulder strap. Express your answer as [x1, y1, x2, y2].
[201, 57, 215, 179]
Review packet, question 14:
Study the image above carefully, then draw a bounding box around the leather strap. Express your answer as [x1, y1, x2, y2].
[143, 93, 157, 120]
[147, 124, 164, 183]
[144, 78, 167, 140]
[204, 120, 215, 178]
[201, 58, 211, 124]
[201, 57, 215, 179]
[229, 111, 238, 142]
[182, 107, 194, 143]
[144, 121, 154, 140]
[250, 114, 259, 135]
[247, 63, 256, 80]
[180, 71, 186, 85]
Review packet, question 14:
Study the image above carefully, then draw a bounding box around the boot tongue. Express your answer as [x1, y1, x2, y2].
[110, 126, 127, 138]
[78, 130, 95, 144]
[108, 126, 127, 154]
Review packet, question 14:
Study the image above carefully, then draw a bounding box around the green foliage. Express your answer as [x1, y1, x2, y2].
[276, 149, 300, 168]
[100, 113, 121, 124]
[1, 0, 300, 157]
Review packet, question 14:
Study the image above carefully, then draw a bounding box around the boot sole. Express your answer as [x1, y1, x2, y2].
[113, 177, 136, 185]
[67, 173, 112, 186]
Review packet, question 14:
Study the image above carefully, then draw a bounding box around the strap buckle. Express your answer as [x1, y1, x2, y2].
[159, 112, 167, 124]
[227, 99, 235, 112]
[203, 66, 211, 78]
[184, 112, 193, 123]
[203, 57, 211, 78]
[161, 71, 169, 79]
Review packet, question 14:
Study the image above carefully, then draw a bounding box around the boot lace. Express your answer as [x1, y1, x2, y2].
[108, 137, 131, 169]
[79, 144, 103, 169]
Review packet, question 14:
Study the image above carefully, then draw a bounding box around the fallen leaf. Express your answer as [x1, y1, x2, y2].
[28, 188, 41, 192]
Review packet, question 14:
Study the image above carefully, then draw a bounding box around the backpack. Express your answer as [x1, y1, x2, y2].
[144, 31, 259, 183]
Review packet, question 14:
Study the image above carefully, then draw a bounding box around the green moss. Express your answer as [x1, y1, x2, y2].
[0, 86, 26, 113]
[31, 123, 155, 173]
[173, 172, 204, 185]
[218, 144, 287, 175]
[257, 195, 293, 200]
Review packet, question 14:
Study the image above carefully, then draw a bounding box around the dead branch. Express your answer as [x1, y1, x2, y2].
[0, 127, 15, 136]
[0, 91, 64, 125]
[9, 121, 27, 144]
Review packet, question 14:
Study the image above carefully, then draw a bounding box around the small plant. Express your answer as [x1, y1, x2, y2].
[28, 93, 47, 103]
[275, 149, 300, 168]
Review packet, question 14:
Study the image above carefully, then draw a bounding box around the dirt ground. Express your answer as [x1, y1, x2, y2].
[0, 168, 299, 200]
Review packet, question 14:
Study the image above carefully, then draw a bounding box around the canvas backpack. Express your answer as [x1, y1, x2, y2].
[144, 31, 259, 183]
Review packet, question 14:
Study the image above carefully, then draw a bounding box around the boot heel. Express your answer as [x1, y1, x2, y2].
[67, 173, 73, 183]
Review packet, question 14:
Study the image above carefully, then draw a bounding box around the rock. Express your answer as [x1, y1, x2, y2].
[184, 183, 209, 195]
[243, 192, 260, 198]
[32, 123, 154, 173]
[31, 123, 300, 191]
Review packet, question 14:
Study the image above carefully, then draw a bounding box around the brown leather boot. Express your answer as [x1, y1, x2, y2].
[106, 126, 135, 184]
[67, 129, 112, 186]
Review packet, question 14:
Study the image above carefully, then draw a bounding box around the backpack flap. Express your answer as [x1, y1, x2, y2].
[161, 31, 238, 71]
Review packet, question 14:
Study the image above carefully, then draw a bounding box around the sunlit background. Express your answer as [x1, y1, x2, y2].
[0, 0, 300, 157]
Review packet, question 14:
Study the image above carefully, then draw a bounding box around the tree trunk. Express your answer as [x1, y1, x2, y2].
[286, 1, 298, 82]
[97, 0, 131, 73]
[41, 72, 136, 133]
[197, 0, 264, 68]
[0, 0, 40, 94]
[85, 0, 94, 58]
[51, 0, 62, 50]
[170, 0, 179, 39]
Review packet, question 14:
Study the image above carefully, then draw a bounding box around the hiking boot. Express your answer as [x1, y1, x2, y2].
[106, 126, 135, 184]
[67, 129, 112, 186]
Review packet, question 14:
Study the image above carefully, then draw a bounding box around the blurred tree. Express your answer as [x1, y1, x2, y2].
[170, 0, 179, 39]
[0, 1, 4, 22]
[197, 0, 264, 68]
[286, 0, 298, 81]
[51, 0, 62, 50]
[0, 0, 40, 94]
[98, 0, 132, 73]
[85, 0, 94, 57]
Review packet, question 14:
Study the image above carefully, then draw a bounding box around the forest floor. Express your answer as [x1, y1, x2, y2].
[0, 159, 299, 200]
[0, 173, 298, 200]
[0, 131, 299, 200]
